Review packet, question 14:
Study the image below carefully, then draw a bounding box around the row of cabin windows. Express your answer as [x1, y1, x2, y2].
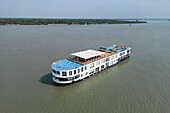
[90, 55, 118, 68]
[55, 74, 81, 81]
[55, 66, 87, 76]
[53, 71, 67, 76]
[73, 66, 86, 75]
[108, 54, 118, 60]
[110, 55, 117, 59]
[120, 52, 126, 56]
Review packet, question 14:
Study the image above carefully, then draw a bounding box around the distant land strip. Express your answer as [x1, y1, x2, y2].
[0, 18, 147, 25]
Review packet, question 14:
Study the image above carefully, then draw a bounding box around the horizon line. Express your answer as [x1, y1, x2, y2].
[0, 16, 170, 20]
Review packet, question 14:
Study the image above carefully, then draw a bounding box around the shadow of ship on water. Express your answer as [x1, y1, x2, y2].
[39, 73, 70, 86]
[39, 73, 56, 86]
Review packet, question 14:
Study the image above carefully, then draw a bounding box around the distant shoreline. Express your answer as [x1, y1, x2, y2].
[48, 24, 80, 25]
[1, 23, 144, 26]
[2, 24, 20, 25]
[0, 18, 147, 25]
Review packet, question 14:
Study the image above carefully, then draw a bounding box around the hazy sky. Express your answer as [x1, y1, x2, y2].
[0, 0, 170, 18]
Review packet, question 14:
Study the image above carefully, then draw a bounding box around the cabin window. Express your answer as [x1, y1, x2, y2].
[101, 65, 105, 69]
[110, 56, 113, 59]
[127, 50, 130, 53]
[75, 74, 80, 79]
[115, 54, 118, 58]
[53, 70, 56, 73]
[86, 72, 88, 75]
[81, 67, 84, 72]
[106, 62, 109, 66]
[69, 71, 72, 76]
[101, 59, 105, 63]
[62, 72, 67, 76]
[90, 63, 94, 68]
[69, 77, 74, 81]
[74, 70, 76, 74]
[85, 66, 87, 70]
[95, 67, 100, 72]
[106, 57, 109, 61]
[89, 69, 94, 74]
[123, 52, 125, 54]
[96, 61, 100, 65]
[78, 69, 80, 73]
[58, 77, 68, 81]
[56, 71, 60, 74]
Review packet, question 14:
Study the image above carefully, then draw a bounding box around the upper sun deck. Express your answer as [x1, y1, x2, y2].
[68, 45, 128, 65]
[71, 49, 105, 60]
[52, 59, 83, 71]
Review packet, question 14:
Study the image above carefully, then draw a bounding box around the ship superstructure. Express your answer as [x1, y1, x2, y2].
[51, 45, 131, 84]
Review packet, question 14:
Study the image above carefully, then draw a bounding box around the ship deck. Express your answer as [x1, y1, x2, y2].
[67, 46, 126, 65]
[68, 51, 116, 65]
[52, 59, 83, 71]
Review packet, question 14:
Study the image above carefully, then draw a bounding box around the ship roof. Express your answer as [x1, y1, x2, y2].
[115, 48, 125, 52]
[52, 59, 83, 71]
[100, 45, 116, 51]
[71, 49, 105, 60]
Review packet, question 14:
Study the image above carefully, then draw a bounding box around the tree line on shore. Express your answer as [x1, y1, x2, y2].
[0, 18, 147, 25]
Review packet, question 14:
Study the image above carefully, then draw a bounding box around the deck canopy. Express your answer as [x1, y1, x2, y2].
[71, 49, 105, 60]
[99, 45, 116, 51]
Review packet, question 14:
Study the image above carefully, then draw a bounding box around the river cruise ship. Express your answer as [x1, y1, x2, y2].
[51, 45, 131, 84]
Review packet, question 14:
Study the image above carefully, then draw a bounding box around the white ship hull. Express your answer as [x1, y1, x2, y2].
[51, 45, 131, 84]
